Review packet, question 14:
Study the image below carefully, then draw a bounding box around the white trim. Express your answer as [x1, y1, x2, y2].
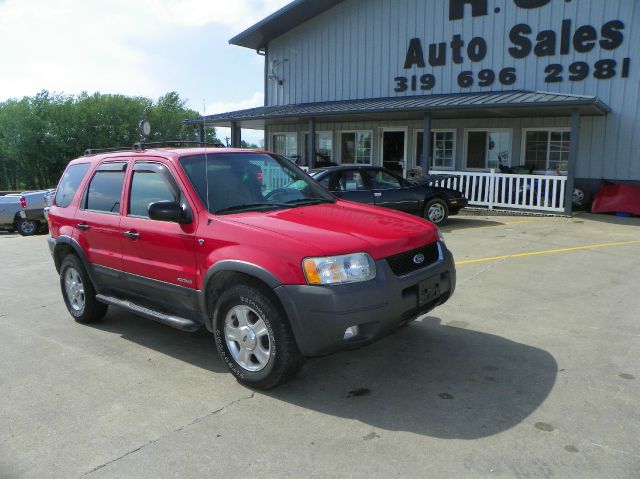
[413, 128, 457, 171]
[463, 128, 513, 171]
[379, 127, 408, 177]
[270, 132, 298, 159]
[303, 130, 334, 161]
[338, 130, 374, 165]
[521, 127, 572, 173]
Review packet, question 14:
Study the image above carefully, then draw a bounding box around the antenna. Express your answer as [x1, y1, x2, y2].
[203, 99, 210, 214]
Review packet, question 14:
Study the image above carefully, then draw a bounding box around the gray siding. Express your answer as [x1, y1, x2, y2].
[265, 0, 640, 181]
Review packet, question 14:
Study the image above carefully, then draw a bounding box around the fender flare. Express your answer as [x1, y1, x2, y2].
[199, 260, 283, 330]
[52, 236, 97, 284]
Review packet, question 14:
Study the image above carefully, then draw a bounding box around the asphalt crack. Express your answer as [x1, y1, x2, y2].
[81, 392, 256, 476]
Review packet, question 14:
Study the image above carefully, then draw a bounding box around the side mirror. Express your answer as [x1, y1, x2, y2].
[148, 201, 189, 224]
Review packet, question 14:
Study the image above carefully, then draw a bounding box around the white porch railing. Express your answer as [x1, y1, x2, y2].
[428, 170, 567, 213]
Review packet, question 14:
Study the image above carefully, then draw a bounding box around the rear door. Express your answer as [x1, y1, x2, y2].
[119, 159, 198, 316]
[369, 168, 421, 214]
[326, 169, 375, 205]
[73, 161, 128, 295]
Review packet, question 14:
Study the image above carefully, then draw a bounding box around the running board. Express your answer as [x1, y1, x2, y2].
[96, 295, 201, 332]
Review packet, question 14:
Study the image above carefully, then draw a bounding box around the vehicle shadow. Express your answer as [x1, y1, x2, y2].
[92, 307, 228, 374]
[92, 309, 557, 440]
[268, 316, 557, 439]
[441, 217, 505, 231]
[574, 211, 640, 226]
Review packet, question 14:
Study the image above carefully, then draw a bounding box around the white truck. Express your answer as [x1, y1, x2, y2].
[0, 190, 52, 235]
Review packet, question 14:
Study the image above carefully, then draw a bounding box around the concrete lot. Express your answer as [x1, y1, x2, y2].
[1, 212, 639, 478]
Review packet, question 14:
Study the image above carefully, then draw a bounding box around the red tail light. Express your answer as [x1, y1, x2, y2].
[20, 196, 27, 209]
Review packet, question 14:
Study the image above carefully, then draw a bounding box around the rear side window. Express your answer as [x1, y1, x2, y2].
[83, 162, 127, 214]
[337, 170, 368, 191]
[55, 163, 91, 208]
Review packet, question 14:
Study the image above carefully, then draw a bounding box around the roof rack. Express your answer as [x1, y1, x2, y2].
[133, 141, 225, 150]
[84, 146, 134, 156]
[84, 141, 224, 157]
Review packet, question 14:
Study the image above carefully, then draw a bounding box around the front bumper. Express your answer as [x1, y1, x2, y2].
[275, 241, 456, 356]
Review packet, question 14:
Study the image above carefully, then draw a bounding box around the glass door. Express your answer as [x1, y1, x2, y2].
[381, 129, 407, 176]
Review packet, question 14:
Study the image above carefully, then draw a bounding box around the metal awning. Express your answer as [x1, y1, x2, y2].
[187, 91, 610, 129]
[229, 0, 345, 50]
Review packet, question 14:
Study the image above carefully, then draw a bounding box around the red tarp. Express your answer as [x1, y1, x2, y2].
[591, 183, 640, 216]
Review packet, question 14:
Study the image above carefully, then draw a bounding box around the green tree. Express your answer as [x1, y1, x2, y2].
[0, 91, 214, 190]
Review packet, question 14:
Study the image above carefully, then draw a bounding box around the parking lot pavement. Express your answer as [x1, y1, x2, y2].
[1, 213, 639, 478]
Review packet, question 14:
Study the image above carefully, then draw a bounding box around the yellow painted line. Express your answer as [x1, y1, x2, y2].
[455, 240, 640, 266]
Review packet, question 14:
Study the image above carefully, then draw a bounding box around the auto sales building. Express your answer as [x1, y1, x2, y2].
[193, 0, 639, 213]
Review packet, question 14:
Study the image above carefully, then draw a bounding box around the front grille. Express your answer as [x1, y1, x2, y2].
[386, 243, 440, 276]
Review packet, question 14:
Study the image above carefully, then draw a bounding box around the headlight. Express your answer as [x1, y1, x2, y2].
[303, 253, 376, 285]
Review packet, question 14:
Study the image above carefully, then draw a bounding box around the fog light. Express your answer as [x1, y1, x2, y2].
[343, 326, 359, 340]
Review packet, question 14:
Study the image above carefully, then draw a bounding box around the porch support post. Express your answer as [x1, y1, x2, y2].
[231, 122, 242, 148]
[307, 117, 316, 168]
[421, 113, 431, 176]
[197, 124, 205, 143]
[564, 110, 581, 215]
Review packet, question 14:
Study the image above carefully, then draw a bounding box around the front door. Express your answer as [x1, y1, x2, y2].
[381, 130, 407, 177]
[120, 159, 198, 317]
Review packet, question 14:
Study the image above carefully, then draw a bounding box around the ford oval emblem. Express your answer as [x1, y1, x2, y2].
[413, 253, 425, 265]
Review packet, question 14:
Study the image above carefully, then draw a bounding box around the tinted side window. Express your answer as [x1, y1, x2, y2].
[55, 163, 91, 208]
[337, 171, 368, 191]
[84, 164, 126, 213]
[371, 170, 402, 189]
[129, 170, 178, 218]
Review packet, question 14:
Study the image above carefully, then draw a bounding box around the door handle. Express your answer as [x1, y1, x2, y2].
[76, 223, 90, 231]
[123, 231, 140, 239]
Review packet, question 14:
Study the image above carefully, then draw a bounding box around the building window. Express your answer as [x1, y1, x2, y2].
[415, 130, 456, 169]
[303, 131, 333, 164]
[340, 131, 372, 164]
[272, 133, 298, 160]
[465, 130, 511, 169]
[524, 129, 571, 173]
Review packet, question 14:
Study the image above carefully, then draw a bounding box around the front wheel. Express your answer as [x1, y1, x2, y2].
[60, 255, 108, 323]
[16, 218, 39, 236]
[213, 284, 301, 389]
[424, 198, 449, 226]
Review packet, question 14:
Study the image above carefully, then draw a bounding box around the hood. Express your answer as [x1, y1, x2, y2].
[219, 200, 438, 260]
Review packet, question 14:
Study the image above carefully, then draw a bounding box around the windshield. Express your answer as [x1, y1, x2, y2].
[179, 152, 335, 214]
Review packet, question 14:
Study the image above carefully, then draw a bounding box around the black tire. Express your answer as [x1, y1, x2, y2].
[572, 187, 586, 207]
[59, 255, 108, 324]
[213, 284, 302, 389]
[424, 198, 449, 226]
[16, 218, 39, 236]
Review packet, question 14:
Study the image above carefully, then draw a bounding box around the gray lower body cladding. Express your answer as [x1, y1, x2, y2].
[275, 243, 456, 356]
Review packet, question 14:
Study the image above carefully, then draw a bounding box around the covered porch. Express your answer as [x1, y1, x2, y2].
[188, 91, 609, 214]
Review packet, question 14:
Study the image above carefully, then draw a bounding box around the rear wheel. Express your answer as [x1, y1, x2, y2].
[60, 255, 108, 323]
[213, 284, 301, 389]
[572, 187, 586, 206]
[16, 218, 39, 236]
[424, 198, 449, 226]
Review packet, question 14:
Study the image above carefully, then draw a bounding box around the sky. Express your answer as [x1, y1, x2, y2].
[0, 0, 292, 145]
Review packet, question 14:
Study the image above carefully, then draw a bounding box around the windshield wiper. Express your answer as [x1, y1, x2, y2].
[215, 203, 289, 215]
[285, 198, 335, 206]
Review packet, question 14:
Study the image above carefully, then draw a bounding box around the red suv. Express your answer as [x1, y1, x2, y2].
[47, 145, 456, 389]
